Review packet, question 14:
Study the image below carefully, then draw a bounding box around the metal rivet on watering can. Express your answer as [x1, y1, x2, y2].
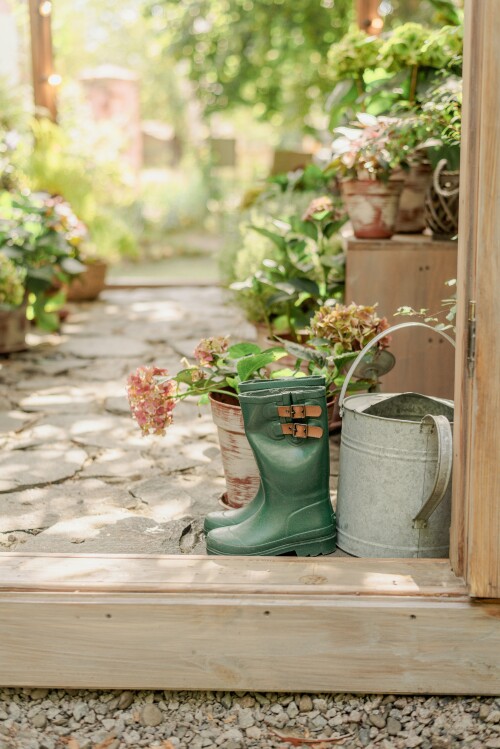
[336, 322, 455, 559]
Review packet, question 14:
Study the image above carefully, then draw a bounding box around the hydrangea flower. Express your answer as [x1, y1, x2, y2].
[126, 366, 177, 436]
[311, 303, 390, 351]
[194, 336, 229, 367]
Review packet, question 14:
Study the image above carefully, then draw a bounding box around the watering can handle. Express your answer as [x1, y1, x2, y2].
[338, 322, 456, 417]
[412, 414, 453, 529]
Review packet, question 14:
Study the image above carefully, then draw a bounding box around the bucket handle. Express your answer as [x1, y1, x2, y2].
[412, 413, 453, 529]
[338, 321, 456, 417]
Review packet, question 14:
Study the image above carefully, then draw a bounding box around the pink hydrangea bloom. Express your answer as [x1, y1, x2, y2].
[126, 366, 177, 436]
[194, 336, 229, 367]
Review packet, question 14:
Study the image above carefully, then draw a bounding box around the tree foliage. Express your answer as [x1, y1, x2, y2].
[149, 0, 353, 126]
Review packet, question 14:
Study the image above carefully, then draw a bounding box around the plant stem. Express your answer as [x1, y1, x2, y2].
[409, 65, 419, 105]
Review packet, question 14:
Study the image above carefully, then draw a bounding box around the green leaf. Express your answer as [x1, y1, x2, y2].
[197, 393, 209, 406]
[271, 368, 306, 379]
[61, 257, 87, 275]
[227, 342, 261, 358]
[249, 225, 287, 251]
[174, 368, 198, 385]
[283, 340, 326, 364]
[236, 348, 287, 381]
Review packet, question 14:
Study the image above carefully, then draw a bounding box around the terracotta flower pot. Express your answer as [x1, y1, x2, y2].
[0, 303, 29, 354]
[209, 392, 260, 509]
[394, 163, 433, 234]
[67, 261, 108, 302]
[341, 179, 405, 239]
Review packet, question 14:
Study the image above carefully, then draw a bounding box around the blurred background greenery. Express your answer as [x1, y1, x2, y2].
[0, 0, 459, 282]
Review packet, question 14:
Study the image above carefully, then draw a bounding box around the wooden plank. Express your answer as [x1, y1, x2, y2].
[345, 237, 457, 399]
[453, 0, 500, 597]
[0, 590, 498, 693]
[450, 0, 480, 580]
[0, 554, 466, 597]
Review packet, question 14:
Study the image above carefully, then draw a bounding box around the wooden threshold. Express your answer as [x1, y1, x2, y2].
[0, 554, 498, 694]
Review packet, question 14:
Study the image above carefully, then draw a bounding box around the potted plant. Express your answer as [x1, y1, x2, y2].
[326, 21, 463, 234]
[0, 191, 87, 331]
[230, 195, 347, 341]
[0, 252, 28, 354]
[280, 302, 395, 429]
[127, 336, 292, 509]
[66, 251, 108, 302]
[328, 114, 410, 239]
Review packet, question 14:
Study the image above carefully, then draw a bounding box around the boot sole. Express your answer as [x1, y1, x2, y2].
[206, 532, 337, 557]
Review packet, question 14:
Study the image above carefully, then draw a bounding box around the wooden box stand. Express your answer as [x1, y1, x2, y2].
[345, 235, 457, 400]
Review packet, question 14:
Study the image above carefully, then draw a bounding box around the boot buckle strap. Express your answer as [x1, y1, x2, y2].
[281, 423, 323, 439]
[277, 405, 322, 419]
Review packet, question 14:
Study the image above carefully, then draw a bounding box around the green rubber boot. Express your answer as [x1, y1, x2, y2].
[203, 376, 326, 533]
[206, 382, 336, 556]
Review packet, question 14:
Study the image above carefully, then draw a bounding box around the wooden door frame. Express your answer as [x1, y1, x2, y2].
[0, 0, 498, 693]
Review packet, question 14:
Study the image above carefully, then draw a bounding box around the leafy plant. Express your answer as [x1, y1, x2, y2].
[326, 20, 463, 127]
[127, 336, 292, 435]
[231, 196, 347, 338]
[279, 302, 393, 398]
[0, 192, 87, 330]
[0, 252, 25, 309]
[396, 279, 457, 334]
[329, 114, 414, 181]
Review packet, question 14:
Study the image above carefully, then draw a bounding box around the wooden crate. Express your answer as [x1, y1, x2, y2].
[345, 234, 457, 400]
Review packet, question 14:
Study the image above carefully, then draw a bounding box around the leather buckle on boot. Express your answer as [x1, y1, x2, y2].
[281, 423, 323, 439]
[277, 405, 322, 418]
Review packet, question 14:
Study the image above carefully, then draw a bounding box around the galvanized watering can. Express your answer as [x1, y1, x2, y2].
[337, 322, 455, 558]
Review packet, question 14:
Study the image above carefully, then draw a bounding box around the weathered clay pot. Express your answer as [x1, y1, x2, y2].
[67, 261, 108, 302]
[341, 179, 404, 239]
[394, 163, 433, 234]
[209, 392, 260, 509]
[0, 304, 29, 354]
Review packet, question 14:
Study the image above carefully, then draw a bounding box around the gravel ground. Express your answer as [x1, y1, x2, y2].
[0, 689, 499, 749]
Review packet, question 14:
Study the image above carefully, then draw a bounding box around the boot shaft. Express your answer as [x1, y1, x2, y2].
[238, 384, 330, 507]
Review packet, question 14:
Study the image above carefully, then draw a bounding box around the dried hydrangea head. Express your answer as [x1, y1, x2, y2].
[194, 336, 230, 367]
[126, 366, 177, 436]
[302, 196, 335, 222]
[311, 302, 390, 351]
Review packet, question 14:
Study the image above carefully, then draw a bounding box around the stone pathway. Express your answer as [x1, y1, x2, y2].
[0, 287, 340, 554]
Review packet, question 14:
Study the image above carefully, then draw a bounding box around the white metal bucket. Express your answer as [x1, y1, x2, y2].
[336, 323, 455, 558]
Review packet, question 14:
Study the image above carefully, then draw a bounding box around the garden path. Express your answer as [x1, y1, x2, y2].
[0, 287, 340, 554]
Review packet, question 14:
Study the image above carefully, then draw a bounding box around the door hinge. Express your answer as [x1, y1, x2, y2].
[467, 300, 476, 375]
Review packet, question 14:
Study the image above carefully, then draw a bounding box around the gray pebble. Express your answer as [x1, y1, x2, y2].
[299, 695, 313, 712]
[30, 690, 49, 701]
[237, 708, 255, 728]
[370, 713, 387, 729]
[140, 704, 163, 727]
[220, 693, 232, 709]
[387, 716, 403, 735]
[8, 703, 21, 719]
[72, 702, 88, 721]
[31, 713, 47, 728]
[246, 726, 262, 739]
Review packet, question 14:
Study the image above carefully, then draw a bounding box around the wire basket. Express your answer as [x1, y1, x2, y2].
[424, 159, 460, 240]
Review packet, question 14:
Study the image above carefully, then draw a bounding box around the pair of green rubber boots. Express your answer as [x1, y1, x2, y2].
[204, 376, 337, 557]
